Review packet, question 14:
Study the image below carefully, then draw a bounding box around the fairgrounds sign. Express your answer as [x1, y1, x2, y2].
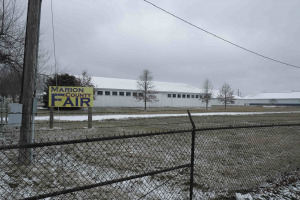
[49, 86, 93, 107]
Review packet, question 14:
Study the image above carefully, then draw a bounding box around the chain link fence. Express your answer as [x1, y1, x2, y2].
[0, 111, 300, 199]
[193, 125, 300, 199]
[0, 129, 192, 199]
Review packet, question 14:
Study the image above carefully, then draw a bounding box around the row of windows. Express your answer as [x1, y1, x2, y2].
[97, 90, 201, 99]
[97, 91, 143, 97]
[167, 94, 201, 99]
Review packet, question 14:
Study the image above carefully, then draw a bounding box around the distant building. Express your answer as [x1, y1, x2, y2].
[243, 91, 300, 106]
[91, 77, 206, 108]
[208, 90, 243, 107]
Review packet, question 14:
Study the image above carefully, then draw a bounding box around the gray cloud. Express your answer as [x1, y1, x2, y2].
[38, 0, 300, 95]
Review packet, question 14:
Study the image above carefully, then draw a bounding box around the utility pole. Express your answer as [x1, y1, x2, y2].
[19, 0, 42, 164]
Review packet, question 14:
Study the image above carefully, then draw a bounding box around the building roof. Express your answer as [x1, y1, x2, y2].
[243, 91, 300, 99]
[210, 90, 241, 99]
[211, 90, 220, 98]
[91, 77, 202, 93]
[233, 95, 243, 99]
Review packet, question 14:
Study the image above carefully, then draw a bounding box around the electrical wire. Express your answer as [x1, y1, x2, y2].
[50, 0, 61, 126]
[50, 0, 58, 80]
[143, 0, 300, 69]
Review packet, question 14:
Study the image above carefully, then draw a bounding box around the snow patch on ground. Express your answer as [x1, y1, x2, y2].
[35, 111, 300, 121]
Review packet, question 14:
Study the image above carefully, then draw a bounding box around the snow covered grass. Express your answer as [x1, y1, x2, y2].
[35, 111, 300, 122]
[36, 105, 300, 116]
[32, 112, 300, 140]
[1, 111, 300, 199]
[0, 133, 191, 199]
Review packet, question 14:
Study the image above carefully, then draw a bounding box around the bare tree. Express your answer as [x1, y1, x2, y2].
[0, 0, 25, 73]
[78, 69, 96, 100]
[0, 66, 21, 101]
[78, 70, 94, 87]
[0, 0, 52, 100]
[135, 69, 158, 110]
[200, 79, 213, 110]
[217, 82, 235, 110]
[269, 99, 277, 105]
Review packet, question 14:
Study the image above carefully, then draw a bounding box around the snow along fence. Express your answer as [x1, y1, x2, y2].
[0, 128, 194, 199]
[0, 120, 300, 199]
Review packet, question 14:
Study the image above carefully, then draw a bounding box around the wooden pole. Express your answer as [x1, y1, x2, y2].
[88, 107, 92, 129]
[19, 0, 42, 164]
[50, 107, 54, 129]
[0, 97, 3, 131]
[5, 100, 8, 123]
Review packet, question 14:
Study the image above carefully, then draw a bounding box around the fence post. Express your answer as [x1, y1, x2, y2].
[88, 107, 92, 129]
[50, 107, 54, 129]
[187, 110, 196, 200]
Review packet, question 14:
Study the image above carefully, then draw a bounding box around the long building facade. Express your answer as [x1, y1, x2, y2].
[91, 77, 206, 108]
[90, 77, 300, 108]
[243, 91, 300, 106]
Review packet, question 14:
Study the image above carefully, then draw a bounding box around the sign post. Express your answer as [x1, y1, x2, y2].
[50, 107, 54, 129]
[88, 107, 92, 129]
[0, 97, 3, 132]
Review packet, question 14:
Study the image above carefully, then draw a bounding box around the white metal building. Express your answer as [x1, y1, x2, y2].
[204, 90, 243, 107]
[91, 77, 206, 108]
[243, 91, 300, 106]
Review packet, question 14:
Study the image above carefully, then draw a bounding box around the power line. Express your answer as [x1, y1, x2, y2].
[143, 0, 300, 69]
[50, 0, 58, 79]
[50, 0, 61, 125]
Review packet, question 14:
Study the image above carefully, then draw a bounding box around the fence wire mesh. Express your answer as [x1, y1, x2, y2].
[193, 125, 300, 199]
[0, 131, 191, 199]
[0, 110, 300, 199]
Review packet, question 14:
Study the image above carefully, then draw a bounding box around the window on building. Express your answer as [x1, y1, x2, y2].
[182, 94, 186, 98]
[105, 91, 111, 96]
[196, 95, 199, 98]
[168, 94, 171, 98]
[192, 95, 195, 98]
[139, 93, 143, 97]
[133, 92, 137, 97]
[177, 94, 181, 98]
[112, 91, 117, 96]
[97, 91, 103, 95]
[173, 94, 176, 98]
[119, 92, 124, 96]
[126, 92, 131, 96]
[187, 95, 190, 98]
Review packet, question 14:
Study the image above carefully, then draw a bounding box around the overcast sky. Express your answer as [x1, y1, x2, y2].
[36, 0, 300, 96]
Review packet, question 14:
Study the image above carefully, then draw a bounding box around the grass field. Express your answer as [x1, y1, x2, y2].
[1, 106, 300, 199]
[37, 105, 300, 116]
[34, 107, 300, 140]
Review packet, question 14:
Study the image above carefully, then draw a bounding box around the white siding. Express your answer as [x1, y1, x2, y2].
[94, 89, 205, 108]
[242, 92, 300, 106]
[243, 99, 300, 106]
